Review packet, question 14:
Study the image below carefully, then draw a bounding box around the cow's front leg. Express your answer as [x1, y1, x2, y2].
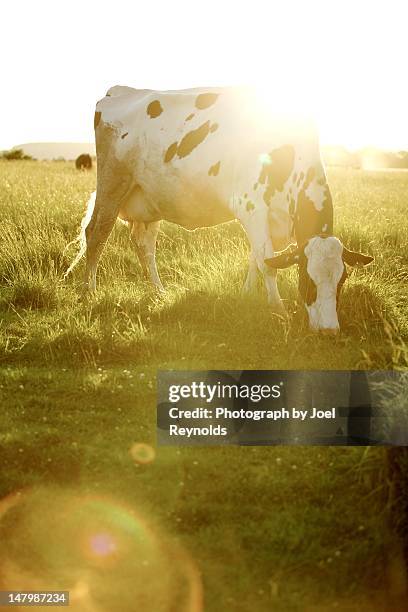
[239, 209, 285, 313]
[263, 267, 285, 313]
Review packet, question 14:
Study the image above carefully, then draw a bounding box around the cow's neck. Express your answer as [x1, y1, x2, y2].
[293, 183, 334, 246]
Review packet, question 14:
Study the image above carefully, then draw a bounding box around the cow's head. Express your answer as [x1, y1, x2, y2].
[265, 236, 373, 334]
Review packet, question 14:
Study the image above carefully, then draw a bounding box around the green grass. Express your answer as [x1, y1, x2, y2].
[1, 162, 407, 370]
[0, 160, 407, 609]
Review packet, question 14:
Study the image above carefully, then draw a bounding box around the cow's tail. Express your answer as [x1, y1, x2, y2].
[63, 191, 96, 278]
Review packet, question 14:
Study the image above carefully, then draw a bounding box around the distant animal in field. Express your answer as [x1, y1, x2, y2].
[75, 154, 92, 170]
[66, 85, 373, 334]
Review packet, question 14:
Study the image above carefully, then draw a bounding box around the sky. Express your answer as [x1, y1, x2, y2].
[1, 0, 407, 151]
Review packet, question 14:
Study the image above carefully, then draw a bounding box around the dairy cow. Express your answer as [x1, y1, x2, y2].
[75, 153, 92, 170]
[67, 86, 373, 333]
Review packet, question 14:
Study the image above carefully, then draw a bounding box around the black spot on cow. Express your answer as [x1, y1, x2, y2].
[322, 183, 332, 210]
[258, 145, 295, 206]
[267, 246, 318, 306]
[185, 113, 195, 121]
[208, 161, 221, 176]
[294, 167, 333, 244]
[298, 253, 317, 305]
[165, 121, 217, 163]
[164, 142, 178, 163]
[75, 154, 92, 171]
[177, 121, 212, 158]
[336, 265, 347, 304]
[121, 132, 129, 139]
[195, 93, 219, 110]
[94, 111, 102, 129]
[305, 167, 315, 185]
[147, 100, 163, 118]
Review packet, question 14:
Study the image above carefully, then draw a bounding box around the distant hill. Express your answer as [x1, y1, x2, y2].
[8, 142, 95, 161]
[4, 142, 408, 170]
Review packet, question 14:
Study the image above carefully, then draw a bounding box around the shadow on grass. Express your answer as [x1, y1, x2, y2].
[9, 279, 58, 310]
[72, 287, 291, 367]
[149, 288, 288, 334]
[2, 271, 402, 369]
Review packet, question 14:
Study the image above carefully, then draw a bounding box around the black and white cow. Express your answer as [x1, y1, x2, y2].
[67, 86, 373, 333]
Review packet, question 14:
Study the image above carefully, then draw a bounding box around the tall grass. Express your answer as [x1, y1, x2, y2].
[1, 161, 407, 369]
[1, 160, 407, 610]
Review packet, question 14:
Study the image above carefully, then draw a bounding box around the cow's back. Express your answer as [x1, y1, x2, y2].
[95, 87, 240, 227]
[94, 86, 326, 233]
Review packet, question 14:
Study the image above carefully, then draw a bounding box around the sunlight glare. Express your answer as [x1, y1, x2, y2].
[1, 0, 407, 150]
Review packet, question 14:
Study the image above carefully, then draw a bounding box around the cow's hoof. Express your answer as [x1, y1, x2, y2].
[151, 284, 165, 295]
[79, 284, 95, 301]
[241, 284, 255, 296]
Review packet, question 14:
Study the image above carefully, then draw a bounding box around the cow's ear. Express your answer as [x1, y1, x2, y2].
[343, 247, 374, 267]
[265, 245, 301, 269]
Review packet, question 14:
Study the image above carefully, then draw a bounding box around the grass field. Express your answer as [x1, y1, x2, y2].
[1, 160, 407, 610]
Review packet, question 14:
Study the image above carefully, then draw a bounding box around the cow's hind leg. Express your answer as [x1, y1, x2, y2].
[130, 221, 164, 292]
[84, 199, 120, 291]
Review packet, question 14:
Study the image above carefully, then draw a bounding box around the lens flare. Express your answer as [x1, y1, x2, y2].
[0, 487, 203, 611]
[129, 442, 156, 464]
[259, 153, 271, 165]
[89, 532, 117, 557]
